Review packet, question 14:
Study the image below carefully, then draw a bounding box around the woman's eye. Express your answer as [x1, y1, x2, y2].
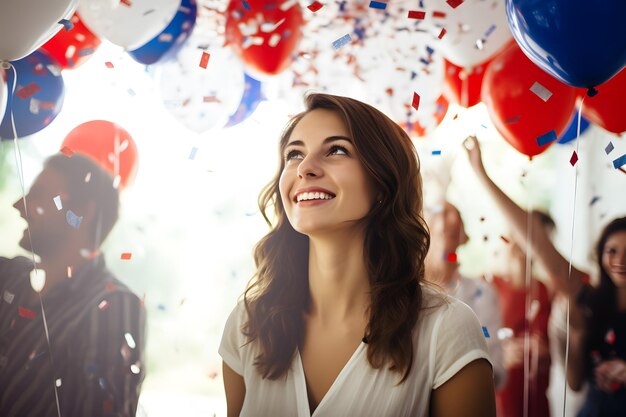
[606, 247, 617, 255]
[285, 150, 303, 161]
[328, 145, 348, 156]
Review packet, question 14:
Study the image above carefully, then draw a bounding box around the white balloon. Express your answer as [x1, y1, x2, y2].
[0, 0, 77, 61]
[0, 66, 7, 122]
[422, 0, 513, 68]
[157, 30, 245, 133]
[78, 0, 180, 50]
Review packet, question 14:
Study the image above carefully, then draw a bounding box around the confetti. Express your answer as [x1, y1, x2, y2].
[605, 329, 615, 345]
[60, 146, 74, 157]
[432, 10, 447, 18]
[536, 130, 557, 147]
[241, 0, 251, 10]
[130, 363, 141, 374]
[530, 81, 553, 102]
[605, 142, 614, 154]
[18, 306, 36, 320]
[446, 252, 457, 262]
[3, 290, 15, 304]
[199, 51, 210, 69]
[98, 300, 109, 310]
[125, 332, 137, 349]
[120, 0, 132, 6]
[369, 1, 387, 10]
[432, 150, 442, 155]
[446, 0, 464, 8]
[58, 19, 74, 31]
[332, 34, 352, 50]
[67, 266, 73, 278]
[613, 153, 626, 169]
[15, 83, 41, 100]
[411, 92, 420, 111]
[500, 235, 510, 244]
[66, 210, 83, 228]
[307, 1, 323, 12]
[105, 61, 114, 69]
[53, 195, 63, 210]
[408, 10, 426, 19]
[590, 196, 601, 206]
[482, 326, 490, 338]
[189, 146, 198, 160]
[437, 28, 447, 39]
[120, 252, 132, 260]
[570, 151, 578, 166]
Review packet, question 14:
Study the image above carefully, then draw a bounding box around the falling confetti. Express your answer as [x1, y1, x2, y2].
[482, 326, 490, 338]
[120, 252, 132, 260]
[369, 1, 387, 10]
[536, 130, 557, 147]
[530, 82, 553, 102]
[605, 142, 614, 154]
[432, 150, 441, 155]
[446, 252, 457, 262]
[570, 151, 579, 166]
[332, 34, 352, 50]
[447, 0, 464, 8]
[105, 61, 114, 69]
[307, 1, 323, 12]
[432, 10, 447, 18]
[58, 19, 74, 32]
[3, 290, 15, 304]
[590, 196, 601, 206]
[66, 210, 83, 228]
[120, 0, 132, 6]
[437, 28, 447, 39]
[15, 83, 41, 100]
[411, 92, 420, 111]
[407, 10, 426, 19]
[18, 306, 36, 320]
[125, 332, 137, 349]
[612, 153, 626, 169]
[189, 146, 198, 160]
[98, 300, 109, 310]
[60, 146, 74, 157]
[199, 52, 210, 69]
[53, 195, 63, 210]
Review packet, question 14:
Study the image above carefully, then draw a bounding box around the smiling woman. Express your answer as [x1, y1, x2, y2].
[219, 93, 497, 417]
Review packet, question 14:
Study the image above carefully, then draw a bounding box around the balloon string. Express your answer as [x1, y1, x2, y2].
[7, 63, 63, 417]
[523, 184, 533, 417]
[561, 95, 585, 417]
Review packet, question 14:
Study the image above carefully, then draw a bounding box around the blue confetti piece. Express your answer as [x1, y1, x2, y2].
[242, 0, 251, 10]
[484, 24, 496, 37]
[58, 18, 74, 32]
[480, 124, 487, 129]
[332, 34, 352, 50]
[613, 153, 626, 169]
[426, 46, 434, 55]
[431, 150, 441, 155]
[536, 130, 557, 147]
[189, 146, 198, 160]
[157, 304, 166, 311]
[419, 58, 429, 66]
[590, 196, 601, 206]
[482, 326, 490, 338]
[605, 142, 614, 155]
[369, 1, 387, 10]
[66, 210, 83, 229]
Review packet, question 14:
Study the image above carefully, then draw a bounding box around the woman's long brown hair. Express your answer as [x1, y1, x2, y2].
[242, 93, 430, 383]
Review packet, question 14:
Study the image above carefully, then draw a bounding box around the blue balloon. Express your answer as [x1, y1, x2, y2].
[0, 50, 65, 140]
[558, 110, 590, 144]
[128, 0, 197, 65]
[506, 0, 626, 88]
[225, 74, 265, 128]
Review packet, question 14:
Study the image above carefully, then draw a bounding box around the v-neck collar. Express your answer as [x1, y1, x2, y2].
[294, 341, 366, 417]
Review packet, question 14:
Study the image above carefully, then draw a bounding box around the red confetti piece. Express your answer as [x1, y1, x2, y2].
[307, 1, 323, 12]
[432, 10, 447, 18]
[500, 235, 510, 244]
[120, 0, 132, 6]
[408, 10, 426, 19]
[15, 82, 41, 100]
[18, 306, 36, 320]
[446, 0, 464, 8]
[570, 151, 578, 166]
[605, 328, 615, 345]
[203, 96, 222, 103]
[121, 252, 132, 260]
[447, 252, 457, 262]
[60, 146, 74, 157]
[199, 51, 210, 69]
[411, 92, 420, 111]
[438, 28, 447, 39]
[104, 61, 114, 69]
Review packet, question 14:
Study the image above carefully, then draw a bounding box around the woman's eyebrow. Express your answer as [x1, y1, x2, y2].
[285, 135, 353, 148]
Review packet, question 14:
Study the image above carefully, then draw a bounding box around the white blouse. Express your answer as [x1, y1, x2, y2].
[219, 286, 492, 417]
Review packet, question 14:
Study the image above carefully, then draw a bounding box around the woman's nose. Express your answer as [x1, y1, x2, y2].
[296, 155, 322, 178]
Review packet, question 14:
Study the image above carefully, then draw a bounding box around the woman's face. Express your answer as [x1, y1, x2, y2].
[602, 230, 626, 288]
[278, 109, 377, 237]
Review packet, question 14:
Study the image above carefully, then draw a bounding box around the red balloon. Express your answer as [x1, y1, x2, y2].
[225, 0, 304, 76]
[61, 120, 138, 190]
[581, 68, 626, 134]
[443, 58, 491, 108]
[41, 12, 101, 70]
[481, 43, 578, 158]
